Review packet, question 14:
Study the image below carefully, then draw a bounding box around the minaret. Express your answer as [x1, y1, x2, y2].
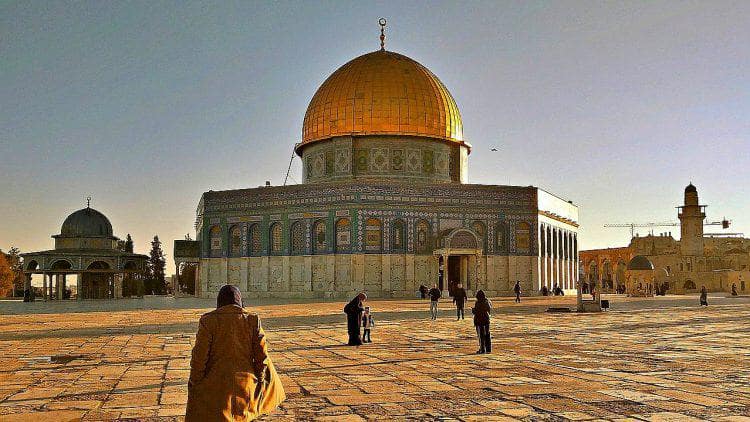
[678, 183, 705, 256]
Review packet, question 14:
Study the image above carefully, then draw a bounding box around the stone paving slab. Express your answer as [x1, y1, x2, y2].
[0, 296, 748, 420]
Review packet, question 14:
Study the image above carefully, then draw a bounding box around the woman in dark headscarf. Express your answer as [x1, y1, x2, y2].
[186, 285, 285, 421]
[343, 292, 366, 346]
[471, 290, 492, 354]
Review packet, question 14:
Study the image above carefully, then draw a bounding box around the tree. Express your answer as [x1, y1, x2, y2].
[125, 234, 134, 253]
[117, 234, 134, 253]
[145, 235, 167, 295]
[4, 247, 24, 296]
[0, 253, 14, 298]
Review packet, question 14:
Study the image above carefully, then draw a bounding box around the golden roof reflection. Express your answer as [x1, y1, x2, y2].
[301, 50, 464, 147]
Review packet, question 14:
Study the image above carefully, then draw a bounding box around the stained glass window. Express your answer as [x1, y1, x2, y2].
[249, 224, 261, 256]
[209, 225, 222, 257]
[336, 219, 351, 252]
[416, 220, 430, 253]
[516, 222, 531, 252]
[313, 220, 326, 253]
[269, 223, 282, 254]
[290, 221, 305, 255]
[229, 225, 242, 257]
[365, 218, 382, 251]
[392, 219, 405, 251]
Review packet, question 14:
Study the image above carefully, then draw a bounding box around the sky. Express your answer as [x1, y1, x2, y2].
[2, 1, 749, 268]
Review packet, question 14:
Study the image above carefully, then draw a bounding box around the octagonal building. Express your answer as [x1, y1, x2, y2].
[174, 40, 579, 299]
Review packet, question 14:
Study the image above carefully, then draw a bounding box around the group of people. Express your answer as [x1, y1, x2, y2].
[343, 292, 376, 346]
[184, 279, 736, 420]
[539, 284, 565, 296]
[354, 282, 495, 354]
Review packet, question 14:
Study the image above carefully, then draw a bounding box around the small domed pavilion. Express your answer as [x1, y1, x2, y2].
[21, 203, 148, 300]
[626, 255, 656, 297]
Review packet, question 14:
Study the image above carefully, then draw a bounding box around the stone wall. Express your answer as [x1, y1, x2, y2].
[197, 254, 538, 299]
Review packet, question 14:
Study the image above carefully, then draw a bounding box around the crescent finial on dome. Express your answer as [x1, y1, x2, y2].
[379, 18, 387, 51]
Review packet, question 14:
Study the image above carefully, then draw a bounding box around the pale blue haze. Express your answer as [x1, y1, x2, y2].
[1, 1, 748, 262]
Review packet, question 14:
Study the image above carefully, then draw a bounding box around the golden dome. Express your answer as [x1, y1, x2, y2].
[300, 50, 464, 149]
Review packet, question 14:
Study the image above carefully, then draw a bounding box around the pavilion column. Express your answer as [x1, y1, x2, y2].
[56, 274, 62, 300]
[76, 273, 82, 300]
[42, 273, 47, 301]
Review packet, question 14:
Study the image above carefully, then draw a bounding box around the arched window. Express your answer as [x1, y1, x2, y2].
[495, 222, 508, 253]
[209, 225, 222, 257]
[416, 219, 431, 253]
[365, 218, 382, 252]
[313, 220, 327, 254]
[516, 222, 531, 252]
[335, 219, 351, 252]
[290, 221, 305, 255]
[248, 224, 261, 256]
[229, 225, 242, 257]
[269, 223, 282, 255]
[392, 219, 406, 251]
[471, 221, 486, 250]
[588, 261, 598, 283]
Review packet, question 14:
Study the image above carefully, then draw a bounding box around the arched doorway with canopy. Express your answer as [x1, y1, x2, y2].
[433, 228, 483, 296]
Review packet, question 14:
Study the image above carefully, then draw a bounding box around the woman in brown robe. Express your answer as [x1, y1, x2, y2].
[185, 285, 285, 421]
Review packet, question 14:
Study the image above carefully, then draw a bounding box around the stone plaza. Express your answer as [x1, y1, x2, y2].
[0, 295, 749, 421]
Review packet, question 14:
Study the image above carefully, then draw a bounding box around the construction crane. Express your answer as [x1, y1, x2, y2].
[604, 219, 730, 238]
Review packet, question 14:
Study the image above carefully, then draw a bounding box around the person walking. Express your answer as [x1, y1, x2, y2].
[731, 283, 738, 296]
[471, 290, 492, 354]
[700, 285, 708, 306]
[513, 281, 521, 303]
[428, 284, 441, 320]
[452, 283, 467, 320]
[185, 285, 285, 422]
[344, 292, 367, 346]
[419, 284, 428, 300]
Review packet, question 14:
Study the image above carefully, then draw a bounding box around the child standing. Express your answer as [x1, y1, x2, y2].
[361, 306, 374, 343]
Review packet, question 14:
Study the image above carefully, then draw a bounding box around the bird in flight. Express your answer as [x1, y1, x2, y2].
[490, 148, 498, 151]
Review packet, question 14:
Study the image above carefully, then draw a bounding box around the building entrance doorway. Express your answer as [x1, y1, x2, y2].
[446, 255, 472, 296]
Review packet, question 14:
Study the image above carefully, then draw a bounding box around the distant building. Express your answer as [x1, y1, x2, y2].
[174, 33, 579, 299]
[581, 184, 749, 294]
[21, 205, 147, 300]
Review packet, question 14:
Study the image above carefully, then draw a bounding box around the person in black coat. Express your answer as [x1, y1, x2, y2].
[419, 284, 428, 299]
[471, 290, 492, 354]
[344, 292, 367, 345]
[452, 283, 467, 320]
[428, 284, 441, 320]
[513, 281, 522, 303]
[700, 286, 708, 306]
